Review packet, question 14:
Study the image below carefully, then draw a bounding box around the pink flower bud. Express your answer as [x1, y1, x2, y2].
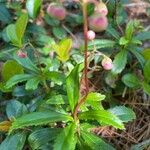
[17, 51, 27, 58]
[95, 2, 108, 16]
[101, 57, 113, 70]
[88, 14, 108, 32]
[87, 30, 96, 40]
[47, 3, 66, 20]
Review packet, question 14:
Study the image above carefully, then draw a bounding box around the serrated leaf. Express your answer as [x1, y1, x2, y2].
[5, 74, 34, 89]
[25, 76, 40, 90]
[86, 92, 105, 102]
[28, 128, 61, 150]
[66, 65, 80, 112]
[80, 131, 115, 150]
[0, 132, 27, 150]
[6, 100, 28, 120]
[1, 60, 24, 82]
[15, 13, 28, 46]
[119, 37, 129, 45]
[10, 111, 73, 132]
[109, 106, 136, 122]
[26, 0, 42, 19]
[79, 110, 124, 129]
[87, 39, 115, 51]
[112, 49, 128, 74]
[144, 60, 150, 82]
[54, 123, 77, 150]
[122, 73, 141, 88]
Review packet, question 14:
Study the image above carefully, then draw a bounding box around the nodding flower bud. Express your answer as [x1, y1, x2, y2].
[47, 3, 66, 20]
[101, 57, 113, 70]
[95, 2, 108, 16]
[17, 51, 27, 58]
[87, 30, 96, 40]
[88, 14, 108, 32]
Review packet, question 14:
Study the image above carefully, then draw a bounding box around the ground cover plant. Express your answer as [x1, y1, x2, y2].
[0, 0, 150, 149]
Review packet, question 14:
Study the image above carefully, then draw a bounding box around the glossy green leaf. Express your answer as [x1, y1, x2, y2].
[119, 37, 129, 45]
[15, 13, 28, 46]
[5, 74, 34, 89]
[80, 131, 115, 150]
[46, 95, 65, 105]
[79, 110, 124, 129]
[10, 111, 73, 132]
[122, 73, 141, 88]
[28, 128, 61, 150]
[112, 49, 128, 74]
[54, 123, 77, 150]
[6, 100, 28, 120]
[125, 20, 134, 40]
[142, 81, 150, 95]
[87, 39, 115, 51]
[52, 27, 67, 39]
[86, 92, 105, 102]
[144, 60, 150, 82]
[1, 60, 24, 82]
[142, 48, 150, 60]
[66, 65, 80, 112]
[25, 76, 40, 90]
[26, 0, 42, 19]
[109, 106, 136, 122]
[0, 132, 27, 150]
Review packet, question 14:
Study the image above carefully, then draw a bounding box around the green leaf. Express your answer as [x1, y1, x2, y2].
[142, 81, 150, 95]
[106, 25, 120, 39]
[6, 24, 20, 47]
[142, 48, 150, 60]
[46, 95, 65, 105]
[14, 55, 40, 74]
[109, 106, 136, 122]
[1, 60, 24, 82]
[5, 74, 34, 89]
[129, 48, 145, 68]
[122, 73, 141, 88]
[6, 100, 28, 120]
[0, 4, 11, 24]
[125, 20, 134, 40]
[66, 65, 80, 112]
[87, 39, 115, 51]
[28, 128, 61, 150]
[26, 0, 42, 19]
[119, 37, 129, 45]
[144, 60, 150, 82]
[0, 132, 27, 150]
[54, 123, 77, 150]
[15, 13, 28, 46]
[79, 110, 124, 129]
[86, 92, 105, 102]
[52, 27, 67, 40]
[80, 131, 115, 150]
[25, 76, 40, 90]
[53, 38, 72, 62]
[135, 31, 150, 41]
[112, 49, 128, 74]
[10, 111, 73, 132]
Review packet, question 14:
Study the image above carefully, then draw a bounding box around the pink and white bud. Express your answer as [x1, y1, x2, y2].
[101, 57, 113, 70]
[17, 51, 27, 58]
[47, 3, 66, 20]
[87, 30, 96, 40]
[95, 2, 108, 16]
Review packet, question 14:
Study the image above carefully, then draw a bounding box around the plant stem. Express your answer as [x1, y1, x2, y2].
[73, 0, 89, 121]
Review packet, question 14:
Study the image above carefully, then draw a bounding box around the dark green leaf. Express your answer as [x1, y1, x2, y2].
[135, 31, 150, 41]
[122, 73, 141, 88]
[52, 27, 67, 40]
[66, 65, 80, 112]
[28, 128, 61, 150]
[54, 123, 77, 150]
[112, 49, 128, 74]
[10, 111, 73, 132]
[26, 0, 42, 19]
[79, 110, 124, 129]
[109, 106, 136, 122]
[144, 60, 150, 82]
[6, 100, 28, 120]
[0, 132, 27, 150]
